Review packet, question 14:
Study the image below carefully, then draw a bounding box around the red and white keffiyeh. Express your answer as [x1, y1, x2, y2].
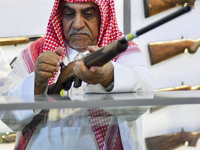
[88, 108, 124, 150]
[22, 0, 140, 86]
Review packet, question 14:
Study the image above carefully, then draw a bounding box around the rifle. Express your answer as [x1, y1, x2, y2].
[50, 38, 129, 94]
[145, 128, 200, 150]
[143, 0, 195, 18]
[155, 84, 200, 92]
[49, 6, 191, 95]
[150, 84, 200, 113]
[148, 38, 200, 65]
[0, 35, 44, 46]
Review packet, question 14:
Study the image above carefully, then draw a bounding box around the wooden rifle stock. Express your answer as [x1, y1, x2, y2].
[150, 83, 200, 113]
[155, 84, 200, 92]
[148, 38, 200, 65]
[143, 0, 195, 18]
[50, 38, 128, 94]
[156, 85, 191, 91]
[0, 35, 44, 46]
[145, 129, 200, 150]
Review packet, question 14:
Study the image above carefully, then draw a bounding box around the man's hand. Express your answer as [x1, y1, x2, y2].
[73, 46, 114, 88]
[34, 47, 63, 94]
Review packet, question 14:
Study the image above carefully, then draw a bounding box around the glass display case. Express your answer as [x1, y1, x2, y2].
[0, 91, 200, 150]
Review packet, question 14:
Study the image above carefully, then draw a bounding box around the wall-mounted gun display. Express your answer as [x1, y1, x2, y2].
[148, 38, 200, 65]
[143, 0, 196, 18]
[145, 128, 200, 150]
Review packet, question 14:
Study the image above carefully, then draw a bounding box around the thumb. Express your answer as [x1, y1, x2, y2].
[87, 46, 99, 53]
[55, 47, 64, 57]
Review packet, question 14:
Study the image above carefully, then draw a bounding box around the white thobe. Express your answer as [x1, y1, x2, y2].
[0, 44, 154, 150]
[0, 47, 12, 86]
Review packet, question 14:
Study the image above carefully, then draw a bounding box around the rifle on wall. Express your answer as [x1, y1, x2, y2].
[155, 84, 200, 92]
[148, 38, 200, 65]
[150, 83, 200, 113]
[143, 0, 196, 18]
[145, 128, 200, 150]
[0, 35, 44, 46]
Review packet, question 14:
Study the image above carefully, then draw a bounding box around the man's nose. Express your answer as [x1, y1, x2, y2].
[73, 14, 85, 29]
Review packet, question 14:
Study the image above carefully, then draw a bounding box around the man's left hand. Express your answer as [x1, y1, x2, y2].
[73, 46, 114, 87]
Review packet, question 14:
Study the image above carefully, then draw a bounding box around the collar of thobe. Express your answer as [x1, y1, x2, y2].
[65, 44, 90, 62]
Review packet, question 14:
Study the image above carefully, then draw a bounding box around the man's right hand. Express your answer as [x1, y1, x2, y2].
[34, 47, 63, 94]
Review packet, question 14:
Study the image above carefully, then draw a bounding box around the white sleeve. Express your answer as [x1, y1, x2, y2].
[111, 52, 154, 93]
[0, 52, 41, 131]
[85, 47, 154, 93]
[0, 51, 33, 95]
[0, 47, 12, 78]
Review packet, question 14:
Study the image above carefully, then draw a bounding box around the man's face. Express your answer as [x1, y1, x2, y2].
[61, 1, 101, 52]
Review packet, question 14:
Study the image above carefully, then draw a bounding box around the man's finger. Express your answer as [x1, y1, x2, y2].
[36, 63, 59, 73]
[55, 47, 64, 57]
[87, 46, 99, 53]
[90, 66, 98, 73]
[36, 71, 55, 82]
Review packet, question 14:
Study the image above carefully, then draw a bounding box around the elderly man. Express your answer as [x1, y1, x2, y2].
[1, 0, 153, 149]
[1, 0, 153, 95]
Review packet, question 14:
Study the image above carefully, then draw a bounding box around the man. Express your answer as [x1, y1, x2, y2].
[0, 0, 153, 96]
[35, 1, 114, 95]
[1, 0, 154, 149]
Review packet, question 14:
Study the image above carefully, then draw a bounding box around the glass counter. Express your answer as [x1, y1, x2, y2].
[0, 91, 200, 150]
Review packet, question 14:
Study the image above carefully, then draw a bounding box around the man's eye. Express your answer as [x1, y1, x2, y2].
[84, 13, 93, 19]
[65, 12, 75, 18]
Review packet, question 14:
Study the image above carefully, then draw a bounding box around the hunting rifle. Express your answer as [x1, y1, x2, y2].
[148, 38, 200, 65]
[145, 128, 200, 150]
[149, 83, 200, 113]
[143, 0, 196, 18]
[155, 83, 200, 92]
[0, 35, 44, 46]
[49, 6, 191, 95]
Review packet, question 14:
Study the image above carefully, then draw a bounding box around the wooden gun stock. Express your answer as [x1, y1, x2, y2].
[50, 38, 128, 94]
[148, 38, 200, 65]
[155, 84, 200, 92]
[143, 0, 195, 18]
[145, 129, 200, 150]
[0, 35, 44, 46]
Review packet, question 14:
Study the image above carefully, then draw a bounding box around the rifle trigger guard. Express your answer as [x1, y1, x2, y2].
[73, 76, 82, 88]
[63, 80, 73, 91]
[60, 62, 66, 71]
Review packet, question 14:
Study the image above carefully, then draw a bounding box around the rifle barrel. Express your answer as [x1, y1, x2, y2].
[126, 5, 191, 41]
